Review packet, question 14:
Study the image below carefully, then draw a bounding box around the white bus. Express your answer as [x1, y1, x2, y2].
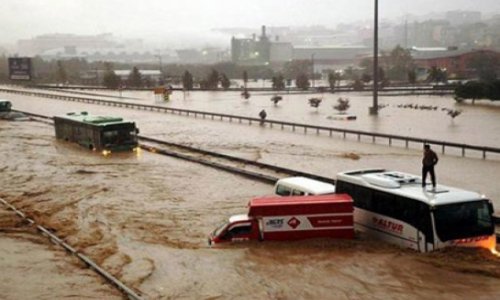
[335, 169, 496, 252]
[275, 177, 336, 196]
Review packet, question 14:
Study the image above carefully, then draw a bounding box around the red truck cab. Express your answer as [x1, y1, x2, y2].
[209, 194, 354, 245]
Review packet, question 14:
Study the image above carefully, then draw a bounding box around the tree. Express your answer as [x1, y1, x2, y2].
[56, 60, 67, 83]
[128, 66, 142, 88]
[408, 69, 417, 85]
[143, 77, 152, 88]
[454, 81, 485, 103]
[343, 67, 356, 81]
[206, 69, 219, 89]
[270, 95, 283, 105]
[427, 66, 448, 84]
[182, 71, 194, 90]
[378, 67, 387, 87]
[386, 45, 414, 81]
[296, 73, 310, 90]
[220, 73, 230, 89]
[272, 73, 285, 90]
[333, 97, 350, 114]
[242, 70, 248, 88]
[352, 79, 364, 91]
[102, 63, 121, 89]
[283, 60, 312, 80]
[468, 51, 499, 81]
[361, 73, 372, 83]
[308, 97, 322, 108]
[455, 80, 500, 103]
[328, 71, 341, 92]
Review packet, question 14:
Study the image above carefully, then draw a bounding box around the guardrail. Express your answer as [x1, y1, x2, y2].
[2, 87, 499, 160]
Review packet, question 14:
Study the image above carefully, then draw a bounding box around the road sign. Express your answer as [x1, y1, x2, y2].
[8, 57, 32, 81]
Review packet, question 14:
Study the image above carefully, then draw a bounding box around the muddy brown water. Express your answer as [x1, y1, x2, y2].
[1, 89, 500, 299]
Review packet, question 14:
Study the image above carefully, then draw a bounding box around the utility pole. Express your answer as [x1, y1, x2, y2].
[370, 0, 379, 115]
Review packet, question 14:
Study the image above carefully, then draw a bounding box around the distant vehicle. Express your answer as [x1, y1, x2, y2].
[274, 176, 335, 196]
[335, 169, 496, 252]
[209, 194, 354, 245]
[53, 111, 139, 155]
[0, 99, 12, 112]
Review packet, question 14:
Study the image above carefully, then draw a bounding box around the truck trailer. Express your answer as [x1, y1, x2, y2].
[209, 194, 354, 245]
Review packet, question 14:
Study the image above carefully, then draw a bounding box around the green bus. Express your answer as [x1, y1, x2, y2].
[54, 112, 139, 155]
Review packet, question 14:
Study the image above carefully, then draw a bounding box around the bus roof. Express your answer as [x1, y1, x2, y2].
[336, 169, 485, 206]
[55, 112, 130, 126]
[275, 176, 336, 194]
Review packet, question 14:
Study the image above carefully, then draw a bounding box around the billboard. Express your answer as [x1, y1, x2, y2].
[8, 57, 32, 80]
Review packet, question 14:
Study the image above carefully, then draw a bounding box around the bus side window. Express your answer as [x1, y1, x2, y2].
[336, 181, 372, 209]
[372, 191, 397, 218]
[276, 185, 291, 196]
[355, 186, 372, 210]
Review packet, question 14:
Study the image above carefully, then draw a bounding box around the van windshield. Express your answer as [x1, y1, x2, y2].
[434, 200, 494, 242]
[212, 221, 229, 238]
[275, 185, 291, 196]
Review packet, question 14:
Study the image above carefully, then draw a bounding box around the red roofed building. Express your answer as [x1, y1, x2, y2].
[411, 47, 500, 79]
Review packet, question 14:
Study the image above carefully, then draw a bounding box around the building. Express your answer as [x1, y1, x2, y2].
[176, 48, 227, 64]
[445, 10, 482, 26]
[293, 46, 371, 73]
[17, 33, 125, 56]
[270, 42, 293, 63]
[411, 47, 500, 79]
[231, 25, 370, 71]
[231, 26, 271, 65]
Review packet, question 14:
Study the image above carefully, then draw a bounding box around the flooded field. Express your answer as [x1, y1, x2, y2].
[1, 87, 500, 299]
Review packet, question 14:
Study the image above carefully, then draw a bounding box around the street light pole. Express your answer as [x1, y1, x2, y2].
[156, 54, 163, 84]
[311, 53, 315, 88]
[370, 0, 379, 115]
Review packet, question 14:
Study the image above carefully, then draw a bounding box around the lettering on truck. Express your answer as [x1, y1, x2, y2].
[266, 218, 284, 229]
[263, 214, 353, 232]
[308, 216, 350, 227]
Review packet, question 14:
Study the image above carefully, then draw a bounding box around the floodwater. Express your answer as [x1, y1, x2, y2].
[59, 87, 500, 148]
[1, 86, 500, 299]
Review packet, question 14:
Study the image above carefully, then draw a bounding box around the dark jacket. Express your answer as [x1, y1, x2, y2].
[422, 149, 438, 167]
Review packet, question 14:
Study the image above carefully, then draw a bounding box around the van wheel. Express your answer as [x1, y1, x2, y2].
[88, 144, 93, 150]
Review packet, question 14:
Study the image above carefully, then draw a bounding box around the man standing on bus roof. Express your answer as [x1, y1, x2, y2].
[422, 144, 439, 189]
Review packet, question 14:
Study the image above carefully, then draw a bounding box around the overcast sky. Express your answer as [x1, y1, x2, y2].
[2, 0, 500, 47]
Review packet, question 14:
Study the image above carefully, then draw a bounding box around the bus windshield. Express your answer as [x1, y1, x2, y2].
[102, 126, 137, 147]
[434, 200, 494, 242]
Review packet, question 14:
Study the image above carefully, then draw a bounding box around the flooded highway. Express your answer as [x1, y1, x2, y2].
[1, 87, 500, 299]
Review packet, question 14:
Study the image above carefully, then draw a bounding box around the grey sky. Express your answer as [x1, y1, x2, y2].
[2, 0, 500, 46]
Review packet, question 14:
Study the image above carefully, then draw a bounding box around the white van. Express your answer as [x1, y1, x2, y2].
[274, 177, 336, 196]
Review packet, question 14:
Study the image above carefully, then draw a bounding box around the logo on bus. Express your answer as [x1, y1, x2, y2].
[372, 217, 403, 234]
[266, 218, 284, 229]
[288, 217, 301, 229]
